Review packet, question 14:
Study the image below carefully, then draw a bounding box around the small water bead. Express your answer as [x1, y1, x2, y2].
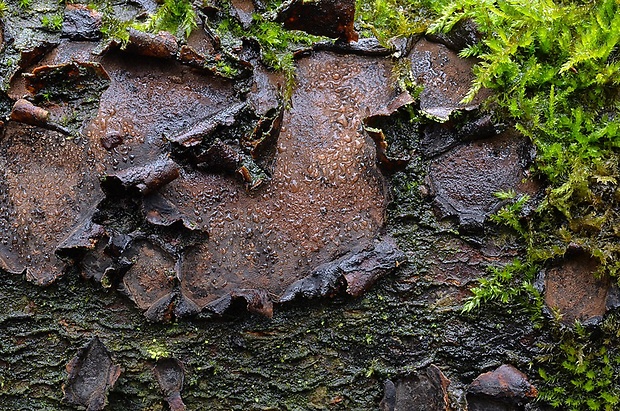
[289, 180, 300, 193]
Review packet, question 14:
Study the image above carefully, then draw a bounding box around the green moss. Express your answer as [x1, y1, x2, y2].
[427, 0, 620, 408]
[355, 0, 437, 46]
[537, 318, 620, 410]
[99, 4, 131, 45]
[145, 339, 170, 361]
[461, 259, 542, 317]
[41, 13, 63, 32]
[138, 0, 197, 39]
[18, 0, 31, 11]
[98, 0, 198, 44]
[429, 0, 620, 285]
[213, 11, 321, 102]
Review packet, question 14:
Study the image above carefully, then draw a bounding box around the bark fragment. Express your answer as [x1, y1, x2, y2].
[10, 98, 48, 126]
[154, 358, 187, 411]
[313, 38, 393, 56]
[427, 131, 536, 231]
[242, 105, 284, 159]
[143, 193, 195, 229]
[168, 102, 247, 148]
[276, 0, 358, 42]
[24, 61, 110, 101]
[18, 41, 58, 70]
[419, 113, 498, 159]
[362, 93, 416, 173]
[101, 156, 180, 195]
[209, 289, 274, 317]
[177, 45, 208, 68]
[280, 236, 406, 301]
[23, 61, 110, 135]
[342, 237, 407, 297]
[408, 39, 489, 121]
[63, 337, 122, 411]
[56, 209, 106, 259]
[125, 28, 179, 59]
[380, 365, 452, 411]
[61, 4, 103, 41]
[10, 98, 71, 135]
[467, 364, 537, 410]
[543, 247, 612, 325]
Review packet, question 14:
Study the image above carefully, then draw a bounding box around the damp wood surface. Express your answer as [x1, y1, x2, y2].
[0, 1, 570, 410]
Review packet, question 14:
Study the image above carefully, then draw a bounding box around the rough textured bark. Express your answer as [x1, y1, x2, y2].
[0, 2, 564, 410]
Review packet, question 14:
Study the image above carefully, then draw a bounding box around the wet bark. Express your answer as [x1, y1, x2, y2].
[0, 2, 558, 410]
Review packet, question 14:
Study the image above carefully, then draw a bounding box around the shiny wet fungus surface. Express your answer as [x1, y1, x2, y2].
[1, 39, 404, 318]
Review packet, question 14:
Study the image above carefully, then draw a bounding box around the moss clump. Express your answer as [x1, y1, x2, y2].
[426, 0, 620, 408]
[97, 0, 197, 45]
[214, 7, 322, 101]
[461, 258, 542, 316]
[428, 0, 620, 296]
[41, 13, 63, 32]
[18, 0, 31, 11]
[537, 318, 620, 410]
[139, 0, 197, 39]
[430, 0, 620, 275]
[99, 3, 132, 45]
[355, 0, 437, 46]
